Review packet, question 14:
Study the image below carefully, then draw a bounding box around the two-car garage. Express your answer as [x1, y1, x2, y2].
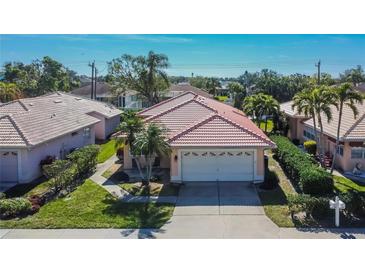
[181, 149, 255, 182]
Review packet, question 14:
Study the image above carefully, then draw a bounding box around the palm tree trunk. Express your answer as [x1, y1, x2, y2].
[330, 102, 343, 174]
[134, 156, 145, 181]
[317, 113, 325, 166]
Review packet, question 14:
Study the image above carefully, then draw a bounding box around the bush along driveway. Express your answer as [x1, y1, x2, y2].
[258, 136, 365, 228]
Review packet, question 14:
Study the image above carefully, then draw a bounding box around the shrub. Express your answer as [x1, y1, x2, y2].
[304, 140, 317, 155]
[67, 145, 99, 177]
[288, 194, 330, 220]
[0, 192, 6, 200]
[39, 155, 56, 168]
[339, 191, 365, 217]
[300, 168, 333, 196]
[0, 198, 32, 219]
[270, 135, 333, 195]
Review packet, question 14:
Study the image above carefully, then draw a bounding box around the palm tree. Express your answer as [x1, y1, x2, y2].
[312, 86, 337, 161]
[134, 123, 170, 185]
[0, 82, 23, 102]
[292, 89, 318, 145]
[243, 93, 279, 132]
[258, 94, 280, 133]
[330, 83, 364, 173]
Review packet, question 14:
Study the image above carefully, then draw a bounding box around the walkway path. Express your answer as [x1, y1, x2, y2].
[90, 156, 177, 204]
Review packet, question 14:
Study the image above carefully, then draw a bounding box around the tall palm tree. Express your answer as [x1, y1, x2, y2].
[312, 86, 337, 160]
[243, 95, 261, 125]
[330, 83, 364, 173]
[134, 123, 170, 185]
[292, 89, 318, 146]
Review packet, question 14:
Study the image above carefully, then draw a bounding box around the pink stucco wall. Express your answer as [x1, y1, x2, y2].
[18, 126, 96, 183]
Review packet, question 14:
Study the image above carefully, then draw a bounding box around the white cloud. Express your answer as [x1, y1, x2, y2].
[122, 34, 193, 43]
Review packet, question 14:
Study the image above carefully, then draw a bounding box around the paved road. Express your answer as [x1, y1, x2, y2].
[2, 182, 365, 239]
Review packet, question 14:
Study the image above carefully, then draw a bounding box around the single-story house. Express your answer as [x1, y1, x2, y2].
[280, 100, 365, 172]
[166, 83, 213, 99]
[118, 91, 275, 183]
[0, 92, 121, 185]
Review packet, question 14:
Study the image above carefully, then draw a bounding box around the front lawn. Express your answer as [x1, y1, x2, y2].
[256, 151, 296, 227]
[259, 119, 273, 133]
[97, 139, 118, 163]
[334, 175, 365, 193]
[0, 179, 174, 229]
[119, 182, 179, 197]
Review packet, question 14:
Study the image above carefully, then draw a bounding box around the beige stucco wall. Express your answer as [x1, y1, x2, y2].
[88, 112, 106, 140]
[335, 142, 365, 172]
[256, 148, 265, 177]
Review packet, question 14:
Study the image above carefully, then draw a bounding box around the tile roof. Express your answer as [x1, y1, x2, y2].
[303, 102, 365, 141]
[0, 92, 122, 148]
[138, 91, 197, 117]
[167, 84, 213, 98]
[136, 91, 275, 148]
[169, 114, 274, 147]
[280, 101, 307, 117]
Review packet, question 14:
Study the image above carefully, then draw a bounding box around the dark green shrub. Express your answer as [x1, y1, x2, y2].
[0, 198, 32, 219]
[300, 168, 333, 196]
[67, 145, 99, 177]
[288, 194, 330, 220]
[0, 192, 5, 200]
[340, 191, 365, 217]
[270, 135, 333, 195]
[304, 140, 317, 155]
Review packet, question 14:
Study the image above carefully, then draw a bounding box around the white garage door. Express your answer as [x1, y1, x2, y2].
[0, 151, 18, 183]
[181, 150, 254, 182]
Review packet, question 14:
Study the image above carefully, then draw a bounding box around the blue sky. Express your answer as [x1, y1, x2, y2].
[1, 34, 364, 77]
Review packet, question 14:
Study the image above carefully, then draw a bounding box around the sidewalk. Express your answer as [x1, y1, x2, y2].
[90, 156, 177, 203]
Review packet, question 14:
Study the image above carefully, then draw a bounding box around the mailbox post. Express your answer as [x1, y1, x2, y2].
[329, 196, 345, 227]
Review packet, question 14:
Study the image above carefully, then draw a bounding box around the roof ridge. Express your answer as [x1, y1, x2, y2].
[0, 114, 30, 146]
[0, 99, 29, 111]
[145, 96, 218, 122]
[138, 91, 197, 115]
[344, 111, 365, 138]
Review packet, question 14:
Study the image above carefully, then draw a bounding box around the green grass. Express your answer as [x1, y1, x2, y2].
[119, 182, 179, 197]
[333, 175, 365, 193]
[256, 151, 296, 227]
[259, 119, 273, 133]
[97, 139, 118, 163]
[4, 177, 52, 198]
[0, 179, 174, 229]
[215, 95, 228, 102]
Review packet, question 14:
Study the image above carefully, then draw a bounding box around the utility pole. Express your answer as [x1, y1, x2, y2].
[94, 67, 97, 100]
[315, 60, 321, 85]
[89, 61, 95, 99]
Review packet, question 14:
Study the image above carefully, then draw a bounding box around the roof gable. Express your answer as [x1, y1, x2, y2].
[168, 114, 275, 148]
[0, 115, 28, 147]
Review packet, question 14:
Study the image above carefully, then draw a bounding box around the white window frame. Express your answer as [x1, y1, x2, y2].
[83, 127, 91, 139]
[337, 145, 344, 157]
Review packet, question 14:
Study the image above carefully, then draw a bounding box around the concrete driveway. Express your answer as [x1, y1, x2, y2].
[157, 182, 280, 238]
[174, 182, 264, 216]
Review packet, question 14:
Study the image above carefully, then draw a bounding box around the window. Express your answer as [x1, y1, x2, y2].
[337, 145, 344, 156]
[83, 127, 91, 138]
[303, 129, 315, 140]
[351, 148, 365, 159]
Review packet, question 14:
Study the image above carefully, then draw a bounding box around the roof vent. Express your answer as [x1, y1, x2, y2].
[51, 113, 56, 118]
[29, 103, 34, 106]
[53, 99, 62, 103]
[75, 97, 83, 101]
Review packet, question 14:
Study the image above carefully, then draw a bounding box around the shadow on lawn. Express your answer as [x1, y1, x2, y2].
[101, 196, 171, 236]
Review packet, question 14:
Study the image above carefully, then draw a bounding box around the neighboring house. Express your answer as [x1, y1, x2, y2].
[0, 92, 121, 184]
[118, 91, 275, 183]
[71, 82, 146, 109]
[166, 83, 213, 98]
[355, 82, 365, 94]
[280, 101, 365, 172]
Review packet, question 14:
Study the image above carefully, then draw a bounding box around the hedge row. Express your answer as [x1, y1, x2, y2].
[288, 194, 330, 220]
[270, 135, 333, 196]
[0, 197, 32, 219]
